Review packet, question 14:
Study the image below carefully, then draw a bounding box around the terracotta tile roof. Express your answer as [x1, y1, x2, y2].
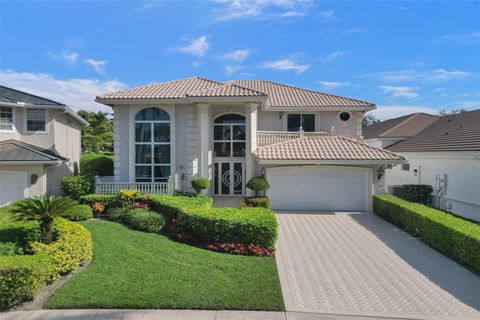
[229, 80, 375, 108]
[255, 136, 405, 161]
[97, 77, 221, 100]
[186, 83, 266, 97]
[363, 113, 439, 139]
[387, 109, 480, 152]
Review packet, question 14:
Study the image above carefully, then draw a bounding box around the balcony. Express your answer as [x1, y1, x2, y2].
[257, 130, 331, 147]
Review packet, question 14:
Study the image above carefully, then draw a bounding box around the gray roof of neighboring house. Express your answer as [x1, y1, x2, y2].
[387, 109, 480, 152]
[363, 113, 440, 139]
[96, 77, 375, 109]
[0, 140, 67, 162]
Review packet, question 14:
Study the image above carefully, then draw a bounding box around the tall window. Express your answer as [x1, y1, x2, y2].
[134, 107, 171, 182]
[287, 114, 315, 132]
[26, 109, 47, 132]
[214, 114, 246, 157]
[0, 107, 14, 132]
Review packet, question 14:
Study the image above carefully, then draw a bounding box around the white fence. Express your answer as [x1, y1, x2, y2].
[94, 180, 174, 194]
[257, 130, 330, 147]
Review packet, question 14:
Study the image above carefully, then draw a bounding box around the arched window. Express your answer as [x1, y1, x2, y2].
[213, 114, 246, 157]
[134, 107, 171, 182]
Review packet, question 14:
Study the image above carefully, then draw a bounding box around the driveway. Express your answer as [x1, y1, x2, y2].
[275, 211, 480, 320]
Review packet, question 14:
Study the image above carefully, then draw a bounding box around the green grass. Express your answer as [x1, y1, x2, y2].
[47, 220, 284, 310]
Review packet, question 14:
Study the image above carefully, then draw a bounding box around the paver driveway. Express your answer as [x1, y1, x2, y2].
[275, 211, 480, 320]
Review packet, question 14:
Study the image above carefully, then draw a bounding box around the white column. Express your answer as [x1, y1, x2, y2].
[197, 103, 210, 180]
[245, 102, 258, 196]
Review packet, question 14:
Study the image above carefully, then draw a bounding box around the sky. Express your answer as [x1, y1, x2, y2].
[0, 0, 479, 119]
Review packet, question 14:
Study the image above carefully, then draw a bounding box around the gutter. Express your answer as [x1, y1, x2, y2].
[0, 160, 63, 165]
[257, 159, 407, 165]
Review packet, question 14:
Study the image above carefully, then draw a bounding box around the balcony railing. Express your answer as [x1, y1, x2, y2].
[94, 180, 174, 194]
[257, 130, 330, 147]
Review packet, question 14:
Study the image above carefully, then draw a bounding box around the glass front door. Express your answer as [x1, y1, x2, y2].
[214, 161, 245, 195]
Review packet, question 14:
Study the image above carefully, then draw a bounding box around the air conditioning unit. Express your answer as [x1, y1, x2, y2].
[388, 185, 404, 197]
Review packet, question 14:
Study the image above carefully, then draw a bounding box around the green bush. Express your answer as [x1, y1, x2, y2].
[246, 177, 270, 196]
[62, 205, 93, 221]
[0, 242, 23, 256]
[0, 254, 56, 310]
[402, 184, 433, 206]
[150, 195, 277, 248]
[244, 197, 270, 209]
[80, 153, 114, 177]
[191, 177, 210, 194]
[79, 194, 119, 211]
[373, 194, 480, 273]
[0, 221, 42, 253]
[61, 175, 93, 200]
[110, 207, 166, 233]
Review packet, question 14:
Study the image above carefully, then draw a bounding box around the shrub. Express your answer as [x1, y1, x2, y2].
[0, 242, 23, 256]
[110, 207, 165, 233]
[61, 205, 93, 221]
[0, 254, 55, 311]
[149, 195, 278, 248]
[206, 243, 276, 257]
[401, 184, 433, 206]
[32, 218, 93, 276]
[91, 202, 105, 216]
[0, 221, 42, 253]
[373, 194, 480, 273]
[80, 153, 114, 177]
[191, 178, 210, 194]
[244, 196, 270, 209]
[60, 175, 93, 199]
[117, 189, 142, 207]
[246, 177, 270, 196]
[79, 194, 119, 211]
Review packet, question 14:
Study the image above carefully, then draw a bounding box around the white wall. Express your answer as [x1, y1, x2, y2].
[385, 151, 480, 221]
[0, 164, 46, 197]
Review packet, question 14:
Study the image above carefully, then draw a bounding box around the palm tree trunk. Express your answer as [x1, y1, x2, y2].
[41, 219, 54, 244]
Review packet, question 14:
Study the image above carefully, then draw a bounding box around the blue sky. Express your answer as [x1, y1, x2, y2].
[1, 0, 479, 118]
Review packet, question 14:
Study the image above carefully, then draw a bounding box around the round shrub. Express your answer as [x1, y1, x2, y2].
[62, 205, 93, 221]
[61, 175, 93, 200]
[191, 177, 210, 194]
[244, 196, 270, 209]
[126, 209, 166, 233]
[246, 177, 270, 196]
[80, 153, 114, 177]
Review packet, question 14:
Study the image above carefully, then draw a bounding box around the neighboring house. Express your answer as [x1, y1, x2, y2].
[0, 86, 88, 206]
[364, 110, 480, 221]
[96, 77, 404, 212]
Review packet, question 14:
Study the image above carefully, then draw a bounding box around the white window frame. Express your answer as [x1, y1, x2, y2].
[213, 114, 246, 158]
[0, 106, 16, 133]
[24, 108, 48, 134]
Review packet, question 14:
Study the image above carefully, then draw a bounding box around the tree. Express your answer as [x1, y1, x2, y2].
[77, 110, 114, 153]
[362, 113, 381, 127]
[437, 108, 468, 116]
[11, 196, 79, 244]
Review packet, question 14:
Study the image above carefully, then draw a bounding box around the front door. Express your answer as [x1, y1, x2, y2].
[214, 161, 245, 195]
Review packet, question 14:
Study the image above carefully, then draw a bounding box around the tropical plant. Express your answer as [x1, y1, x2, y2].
[77, 110, 113, 153]
[10, 196, 79, 244]
[191, 177, 210, 194]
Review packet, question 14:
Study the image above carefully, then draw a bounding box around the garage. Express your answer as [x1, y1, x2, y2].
[0, 170, 27, 206]
[267, 166, 370, 211]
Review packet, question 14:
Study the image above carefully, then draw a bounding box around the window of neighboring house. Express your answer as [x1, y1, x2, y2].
[214, 114, 246, 157]
[401, 163, 410, 171]
[134, 107, 171, 182]
[287, 114, 315, 132]
[0, 106, 14, 132]
[26, 109, 47, 132]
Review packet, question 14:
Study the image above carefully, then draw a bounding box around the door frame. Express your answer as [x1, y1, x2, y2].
[213, 159, 246, 196]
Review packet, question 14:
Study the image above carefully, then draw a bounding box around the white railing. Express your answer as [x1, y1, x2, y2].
[94, 180, 174, 194]
[257, 130, 330, 147]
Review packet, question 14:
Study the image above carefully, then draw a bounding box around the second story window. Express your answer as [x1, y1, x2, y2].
[287, 114, 315, 132]
[214, 114, 246, 157]
[0, 106, 14, 132]
[26, 109, 47, 132]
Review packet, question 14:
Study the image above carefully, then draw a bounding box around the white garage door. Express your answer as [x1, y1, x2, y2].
[0, 171, 27, 207]
[267, 166, 370, 211]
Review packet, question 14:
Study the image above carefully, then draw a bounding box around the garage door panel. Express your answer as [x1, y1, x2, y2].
[0, 171, 27, 207]
[267, 166, 369, 212]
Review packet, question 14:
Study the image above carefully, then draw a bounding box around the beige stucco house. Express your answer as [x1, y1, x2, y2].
[95, 77, 404, 212]
[0, 86, 88, 206]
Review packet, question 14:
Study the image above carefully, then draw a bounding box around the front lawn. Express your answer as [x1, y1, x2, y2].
[47, 220, 284, 310]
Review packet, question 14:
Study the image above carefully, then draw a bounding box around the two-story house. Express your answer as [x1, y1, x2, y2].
[96, 77, 404, 212]
[0, 86, 88, 206]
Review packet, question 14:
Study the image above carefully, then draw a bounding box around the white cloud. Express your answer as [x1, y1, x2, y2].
[134, 2, 156, 12]
[379, 85, 419, 99]
[429, 69, 471, 81]
[222, 49, 251, 62]
[0, 70, 127, 112]
[225, 65, 243, 75]
[317, 81, 351, 88]
[318, 10, 336, 20]
[397, 6, 407, 10]
[213, 0, 313, 21]
[173, 35, 209, 57]
[368, 68, 472, 82]
[47, 50, 79, 65]
[85, 59, 107, 75]
[371, 105, 439, 120]
[262, 59, 309, 73]
[439, 31, 480, 45]
[323, 50, 346, 63]
[456, 100, 480, 109]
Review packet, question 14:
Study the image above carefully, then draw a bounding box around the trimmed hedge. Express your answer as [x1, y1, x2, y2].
[60, 175, 93, 200]
[79, 194, 120, 212]
[373, 194, 480, 273]
[62, 205, 93, 221]
[80, 153, 114, 177]
[244, 197, 270, 209]
[0, 221, 42, 253]
[111, 208, 166, 233]
[150, 195, 277, 248]
[402, 184, 433, 206]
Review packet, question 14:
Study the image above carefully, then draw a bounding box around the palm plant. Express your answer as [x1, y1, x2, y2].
[10, 195, 79, 244]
